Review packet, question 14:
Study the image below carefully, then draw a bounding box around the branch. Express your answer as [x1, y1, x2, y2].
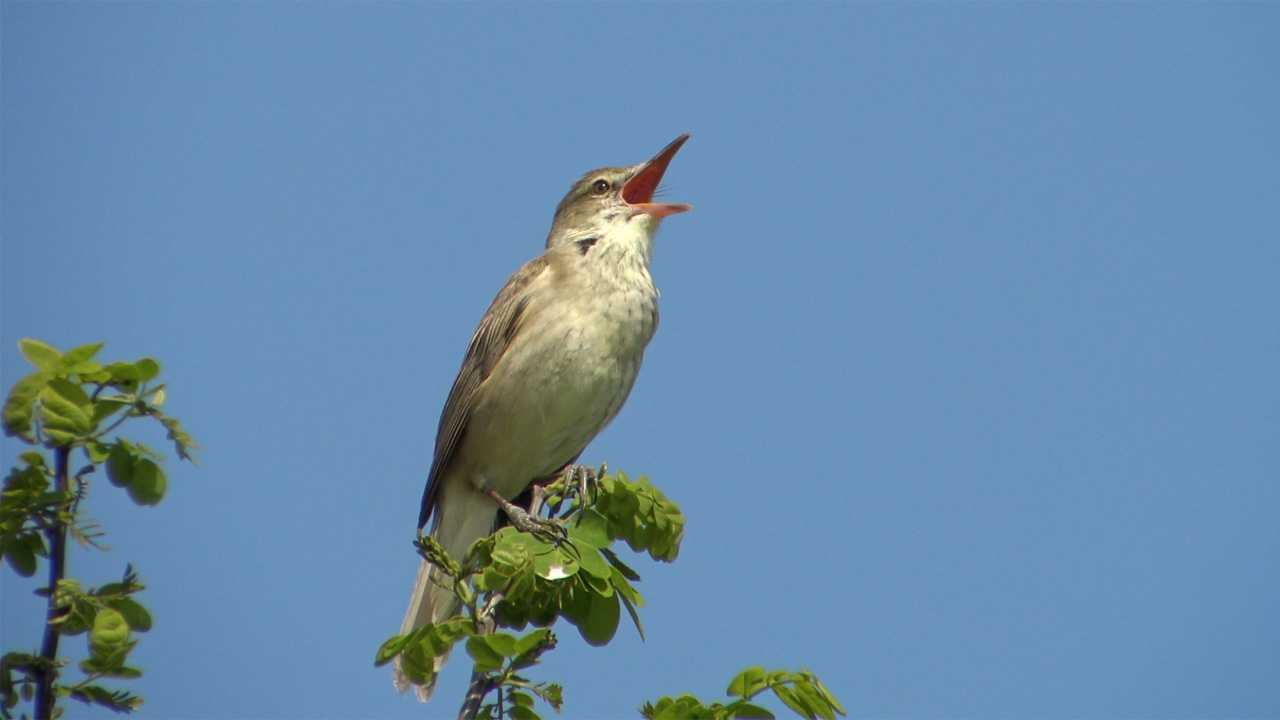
[34, 445, 70, 720]
[456, 485, 548, 720]
[457, 670, 495, 720]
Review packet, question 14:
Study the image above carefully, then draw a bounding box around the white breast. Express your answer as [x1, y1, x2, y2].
[460, 221, 660, 498]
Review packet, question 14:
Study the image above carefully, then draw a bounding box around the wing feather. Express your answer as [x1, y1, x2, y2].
[417, 255, 550, 528]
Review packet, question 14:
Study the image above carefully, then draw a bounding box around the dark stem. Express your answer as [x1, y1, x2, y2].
[457, 671, 495, 720]
[34, 446, 71, 720]
[456, 487, 548, 720]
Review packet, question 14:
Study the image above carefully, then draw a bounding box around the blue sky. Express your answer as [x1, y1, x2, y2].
[3, 3, 1278, 718]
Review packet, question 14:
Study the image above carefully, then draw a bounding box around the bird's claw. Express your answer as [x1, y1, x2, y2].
[488, 489, 569, 545]
[510, 506, 569, 545]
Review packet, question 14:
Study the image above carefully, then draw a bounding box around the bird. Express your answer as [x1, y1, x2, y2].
[394, 134, 692, 700]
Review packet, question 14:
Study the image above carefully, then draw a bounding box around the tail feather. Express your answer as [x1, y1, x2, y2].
[393, 487, 497, 701]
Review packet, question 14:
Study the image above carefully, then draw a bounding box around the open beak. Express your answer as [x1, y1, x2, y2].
[622, 133, 693, 218]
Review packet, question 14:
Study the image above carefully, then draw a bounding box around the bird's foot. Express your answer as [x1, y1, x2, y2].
[561, 462, 605, 508]
[486, 489, 568, 545]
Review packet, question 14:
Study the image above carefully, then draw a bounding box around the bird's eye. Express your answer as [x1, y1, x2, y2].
[591, 179, 611, 195]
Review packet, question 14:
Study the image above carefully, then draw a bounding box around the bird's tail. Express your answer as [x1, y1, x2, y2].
[393, 487, 496, 701]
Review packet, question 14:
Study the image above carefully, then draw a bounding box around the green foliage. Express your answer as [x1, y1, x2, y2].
[1, 339, 196, 718]
[641, 667, 846, 720]
[2, 339, 197, 464]
[376, 467, 686, 717]
[376, 449, 841, 720]
[590, 472, 685, 562]
[0, 454, 59, 578]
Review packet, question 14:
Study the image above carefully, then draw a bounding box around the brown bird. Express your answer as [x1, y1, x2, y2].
[394, 135, 692, 700]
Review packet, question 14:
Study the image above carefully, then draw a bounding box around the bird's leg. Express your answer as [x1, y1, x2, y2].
[485, 489, 567, 544]
[528, 484, 548, 518]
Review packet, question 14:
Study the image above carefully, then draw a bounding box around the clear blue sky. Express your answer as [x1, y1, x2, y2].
[3, 3, 1278, 719]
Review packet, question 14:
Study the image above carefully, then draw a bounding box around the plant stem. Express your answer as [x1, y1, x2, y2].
[457, 486, 548, 720]
[34, 445, 71, 720]
[457, 671, 495, 720]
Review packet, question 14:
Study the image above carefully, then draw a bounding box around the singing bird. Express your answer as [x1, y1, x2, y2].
[395, 134, 693, 699]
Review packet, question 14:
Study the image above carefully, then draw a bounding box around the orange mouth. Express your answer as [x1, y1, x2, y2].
[622, 133, 692, 218]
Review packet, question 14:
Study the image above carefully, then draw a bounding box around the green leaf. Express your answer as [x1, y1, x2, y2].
[575, 546, 612, 579]
[635, 493, 654, 518]
[465, 636, 504, 672]
[106, 442, 135, 487]
[65, 683, 142, 712]
[794, 682, 837, 720]
[532, 546, 579, 581]
[648, 695, 712, 720]
[21, 531, 48, 559]
[578, 564, 613, 597]
[732, 702, 776, 719]
[513, 628, 552, 656]
[85, 440, 111, 463]
[559, 582, 593, 626]
[3, 371, 49, 441]
[89, 607, 130, 656]
[576, 589, 620, 646]
[133, 358, 161, 381]
[398, 638, 432, 684]
[802, 672, 847, 715]
[728, 666, 767, 698]
[47, 378, 92, 408]
[62, 342, 105, 367]
[156, 413, 198, 463]
[105, 362, 141, 382]
[509, 690, 535, 708]
[19, 451, 47, 468]
[508, 705, 541, 720]
[534, 683, 563, 711]
[39, 378, 95, 439]
[617, 586, 645, 642]
[107, 597, 153, 632]
[126, 459, 166, 506]
[484, 632, 518, 657]
[91, 396, 132, 424]
[609, 566, 643, 607]
[570, 509, 610, 548]
[601, 547, 641, 581]
[772, 686, 813, 719]
[4, 540, 37, 577]
[19, 338, 61, 371]
[374, 634, 409, 666]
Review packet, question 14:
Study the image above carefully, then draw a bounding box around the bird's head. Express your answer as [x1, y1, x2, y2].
[546, 134, 692, 249]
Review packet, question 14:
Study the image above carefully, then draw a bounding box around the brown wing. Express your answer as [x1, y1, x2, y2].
[417, 255, 550, 529]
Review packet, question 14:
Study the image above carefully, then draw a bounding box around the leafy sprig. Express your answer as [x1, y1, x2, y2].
[642, 667, 847, 720]
[376, 469, 684, 718]
[1, 338, 196, 718]
[377, 469, 843, 720]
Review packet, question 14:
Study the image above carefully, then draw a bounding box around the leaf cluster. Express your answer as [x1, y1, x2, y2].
[3, 338, 196, 464]
[478, 512, 643, 648]
[1, 568, 152, 717]
[376, 469, 844, 720]
[641, 667, 846, 720]
[1, 339, 196, 718]
[374, 599, 564, 720]
[0, 454, 63, 578]
[376, 469, 686, 718]
[589, 473, 684, 563]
